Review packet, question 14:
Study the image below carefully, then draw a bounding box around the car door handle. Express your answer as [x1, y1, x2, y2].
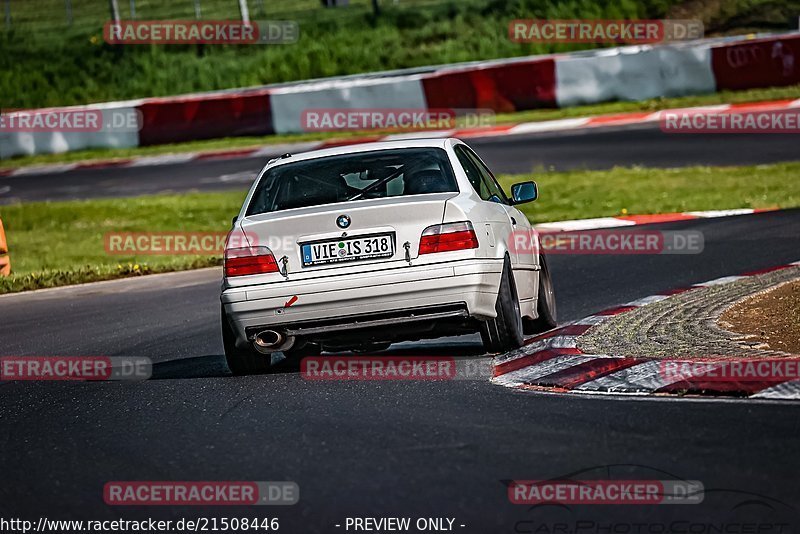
[510, 217, 517, 225]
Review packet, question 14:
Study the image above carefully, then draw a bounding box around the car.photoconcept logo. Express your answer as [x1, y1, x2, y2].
[336, 215, 351, 229]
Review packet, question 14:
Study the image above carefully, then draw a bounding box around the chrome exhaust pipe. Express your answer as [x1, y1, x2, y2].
[252, 330, 295, 354]
[253, 330, 284, 353]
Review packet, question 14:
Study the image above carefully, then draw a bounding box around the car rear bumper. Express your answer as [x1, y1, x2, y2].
[221, 259, 503, 345]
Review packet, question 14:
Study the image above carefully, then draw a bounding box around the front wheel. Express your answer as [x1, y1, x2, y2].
[221, 306, 272, 375]
[480, 259, 524, 353]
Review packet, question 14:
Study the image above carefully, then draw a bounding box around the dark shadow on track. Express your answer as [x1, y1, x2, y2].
[148, 338, 490, 380]
[149, 354, 230, 380]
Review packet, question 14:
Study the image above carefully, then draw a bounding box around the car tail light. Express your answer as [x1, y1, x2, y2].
[224, 246, 279, 277]
[419, 221, 479, 255]
[224, 227, 279, 277]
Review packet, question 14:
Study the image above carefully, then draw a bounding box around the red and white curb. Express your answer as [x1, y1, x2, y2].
[2, 98, 798, 178]
[479, 97, 800, 138]
[494, 260, 800, 400]
[0, 142, 322, 178]
[533, 208, 778, 232]
[311, 97, 800, 142]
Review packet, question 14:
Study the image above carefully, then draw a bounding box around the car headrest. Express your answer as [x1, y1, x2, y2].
[404, 169, 450, 195]
[277, 175, 351, 210]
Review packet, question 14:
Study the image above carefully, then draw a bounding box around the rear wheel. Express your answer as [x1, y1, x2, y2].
[480, 259, 524, 353]
[221, 306, 271, 375]
[524, 254, 558, 335]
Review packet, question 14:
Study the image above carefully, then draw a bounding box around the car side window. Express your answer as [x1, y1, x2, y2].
[463, 147, 509, 204]
[454, 145, 487, 199]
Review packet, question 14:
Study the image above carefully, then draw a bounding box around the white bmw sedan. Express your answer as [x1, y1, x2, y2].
[220, 138, 557, 374]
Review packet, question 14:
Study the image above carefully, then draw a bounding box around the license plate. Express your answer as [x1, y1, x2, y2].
[301, 233, 395, 267]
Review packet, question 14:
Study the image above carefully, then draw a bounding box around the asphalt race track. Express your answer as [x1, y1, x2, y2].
[2, 123, 800, 203]
[2, 209, 800, 531]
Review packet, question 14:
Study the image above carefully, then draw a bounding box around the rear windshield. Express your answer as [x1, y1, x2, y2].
[246, 147, 458, 215]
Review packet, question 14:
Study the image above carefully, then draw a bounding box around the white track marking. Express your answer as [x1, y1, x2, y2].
[686, 209, 755, 218]
[128, 154, 196, 166]
[535, 218, 637, 232]
[507, 118, 591, 135]
[751, 380, 800, 400]
[693, 276, 745, 287]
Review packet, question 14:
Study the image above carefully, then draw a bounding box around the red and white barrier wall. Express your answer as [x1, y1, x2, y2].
[270, 76, 429, 134]
[2, 32, 799, 159]
[422, 56, 556, 112]
[712, 35, 800, 90]
[138, 88, 274, 146]
[0, 101, 141, 159]
[554, 43, 715, 107]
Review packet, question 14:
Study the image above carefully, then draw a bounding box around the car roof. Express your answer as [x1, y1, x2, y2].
[267, 137, 462, 167]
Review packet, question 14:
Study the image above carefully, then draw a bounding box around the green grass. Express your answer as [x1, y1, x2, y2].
[3, 0, 797, 109]
[1, 161, 798, 293]
[2, 0, 449, 33]
[497, 163, 799, 223]
[0, 190, 248, 293]
[2, 84, 799, 170]
[0, 0, 654, 108]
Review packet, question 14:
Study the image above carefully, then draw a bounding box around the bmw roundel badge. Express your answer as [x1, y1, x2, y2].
[336, 214, 351, 229]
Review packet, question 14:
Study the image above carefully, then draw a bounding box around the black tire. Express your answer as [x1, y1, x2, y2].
[221, 306, 271, 375]
[480, 258, 524, 353]
[524, 254, 558, 335]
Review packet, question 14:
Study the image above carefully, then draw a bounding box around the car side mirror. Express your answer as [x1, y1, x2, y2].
[511, 181, 538, 204]
[231, 216, 238, 228]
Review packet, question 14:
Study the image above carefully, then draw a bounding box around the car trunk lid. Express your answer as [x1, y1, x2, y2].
[235, 193, 456, 283]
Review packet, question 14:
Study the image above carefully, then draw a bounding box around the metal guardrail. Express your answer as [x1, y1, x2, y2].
[1, 0, 438, 32]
